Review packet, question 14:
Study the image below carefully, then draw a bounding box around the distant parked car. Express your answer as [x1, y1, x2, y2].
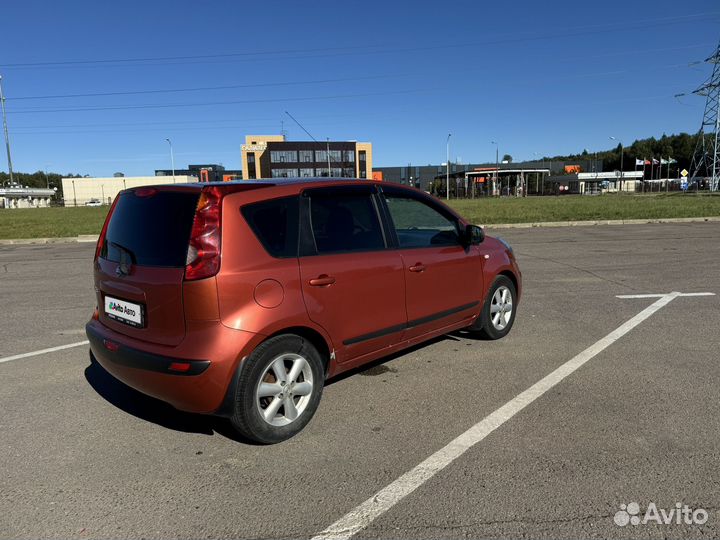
[85, 199, 102, 206]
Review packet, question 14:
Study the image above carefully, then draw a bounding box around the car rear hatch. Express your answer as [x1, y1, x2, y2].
[95, 186, 201, 346]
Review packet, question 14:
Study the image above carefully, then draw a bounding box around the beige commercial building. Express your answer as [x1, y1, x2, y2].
[241, 135, 373, 180]
[61, 175, 196, 207]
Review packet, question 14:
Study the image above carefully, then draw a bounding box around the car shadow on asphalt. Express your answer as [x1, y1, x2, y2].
[324, 333, 462, 386]
[83, 351, 259, 445]
[84, 331, 474, 444]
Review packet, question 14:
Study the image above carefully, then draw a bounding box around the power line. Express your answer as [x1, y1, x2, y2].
[7, 74, 400, 101]
[285, 111, 345, 173]
[6, 53, 704, 116]
[7, 88, 429, 115]
[7, 43, 712, 103]
[9, 111, 363, 130]
[1, 12, 717, 70]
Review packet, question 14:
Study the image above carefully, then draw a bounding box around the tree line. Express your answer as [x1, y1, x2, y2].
[547, 132, 699, 173]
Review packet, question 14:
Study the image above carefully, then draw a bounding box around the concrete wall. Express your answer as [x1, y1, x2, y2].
[60, 176, 196, 207]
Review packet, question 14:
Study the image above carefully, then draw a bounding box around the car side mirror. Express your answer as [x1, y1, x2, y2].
[463, 224, 484, 246]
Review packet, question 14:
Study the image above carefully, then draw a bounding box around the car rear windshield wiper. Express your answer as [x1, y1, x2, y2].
[109, 241, 137, 267]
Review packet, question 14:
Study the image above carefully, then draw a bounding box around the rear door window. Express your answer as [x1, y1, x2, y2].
[102, 190, 200, 267]
[242, 196, 299, 258]
[306, 188, 385, 255]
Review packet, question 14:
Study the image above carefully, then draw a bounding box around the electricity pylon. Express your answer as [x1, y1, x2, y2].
[689, 40, 720, 192]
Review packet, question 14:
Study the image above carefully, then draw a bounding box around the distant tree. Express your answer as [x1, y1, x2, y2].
[502, 154, 513, 163]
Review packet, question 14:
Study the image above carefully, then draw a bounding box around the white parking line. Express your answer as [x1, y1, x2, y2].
[312, 291, 715, 540]
[0, 340, 89, 364]
[617, 292, 716, 299]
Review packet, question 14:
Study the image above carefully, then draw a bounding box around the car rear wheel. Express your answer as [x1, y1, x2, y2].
[468, 275, 517, 340]
[230, 334, 324, 444]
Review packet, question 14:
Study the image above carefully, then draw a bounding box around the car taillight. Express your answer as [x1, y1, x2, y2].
[185, 187, 223, 281]
[94, 196, 120, 262]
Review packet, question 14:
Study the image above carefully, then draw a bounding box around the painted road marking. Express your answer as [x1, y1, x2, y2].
[311, 292, 715, 540]
[617, 292, 716, 299]
[0, 340, 89, 365]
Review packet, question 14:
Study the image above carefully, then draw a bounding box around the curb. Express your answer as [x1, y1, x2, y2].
[0, 235, 99, 246]
[483, 216, 720, 230]
[0, 216, 718, 245]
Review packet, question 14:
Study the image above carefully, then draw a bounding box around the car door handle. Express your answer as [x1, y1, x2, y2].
[409, 263, 426, 273]
[309, 275, 336, 286]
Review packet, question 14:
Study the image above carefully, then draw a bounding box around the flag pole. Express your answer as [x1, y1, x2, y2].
[642, 158, 646, 193]
[650, 158, 654, 189]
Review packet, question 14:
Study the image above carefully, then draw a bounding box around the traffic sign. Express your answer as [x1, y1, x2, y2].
[681, 169, 689, 177]
[681, 181, 689, 191]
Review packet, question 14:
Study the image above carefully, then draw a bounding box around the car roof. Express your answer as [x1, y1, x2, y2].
[125, 178, 432, 201]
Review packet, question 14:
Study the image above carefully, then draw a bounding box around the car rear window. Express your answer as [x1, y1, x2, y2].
[242, 196, 299, 258]
[102, 190, 200, 267]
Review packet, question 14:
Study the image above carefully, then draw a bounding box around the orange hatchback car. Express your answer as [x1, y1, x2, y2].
[86, 180, 521, 443]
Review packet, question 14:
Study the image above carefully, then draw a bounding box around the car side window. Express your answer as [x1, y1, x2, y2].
[242, 196, 299, 258]
[308, 191, 385, 254]
[383, 192, 460, 248]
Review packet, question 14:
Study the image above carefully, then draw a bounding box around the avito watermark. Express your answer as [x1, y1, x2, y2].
[614, 502, 708, 527]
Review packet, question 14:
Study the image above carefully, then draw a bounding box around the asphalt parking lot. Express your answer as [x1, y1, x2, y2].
[1, 222, 718, 539]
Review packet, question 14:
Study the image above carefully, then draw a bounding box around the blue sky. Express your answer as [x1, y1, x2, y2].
[1, 0, 719, 176]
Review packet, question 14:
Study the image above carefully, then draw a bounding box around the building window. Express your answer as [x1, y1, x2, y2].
[299, 150, 313, 162]
[299, 168, 314, 177]
[270, 150, 298, 163]
[247, 152, 256, 179]
[343, 150, 355, 162]
[271, 168, 299, 178]
[343, 168, 355, 177]
[316, 167, 329, 177]
[329, 150, 342, 163]
[359, 150, 367, 178]
[315, 150, 328, 163]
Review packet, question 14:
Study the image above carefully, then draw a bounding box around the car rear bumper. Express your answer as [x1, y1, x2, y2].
[86, 319, 262, 414]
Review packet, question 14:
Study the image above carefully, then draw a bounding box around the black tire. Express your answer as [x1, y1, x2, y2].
[468, 275, 517, 340]
[229, 334, 324, 444]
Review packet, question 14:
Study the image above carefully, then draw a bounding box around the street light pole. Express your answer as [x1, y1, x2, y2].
[610, 136, 623, 193]
[165, 138, 176, 183]
[491, 141, 499, 196]
[0, 75, 15, 186]
[446, 133, 451, 200]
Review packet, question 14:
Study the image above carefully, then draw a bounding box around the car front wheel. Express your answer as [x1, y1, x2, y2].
[468, 275, 517, 340]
